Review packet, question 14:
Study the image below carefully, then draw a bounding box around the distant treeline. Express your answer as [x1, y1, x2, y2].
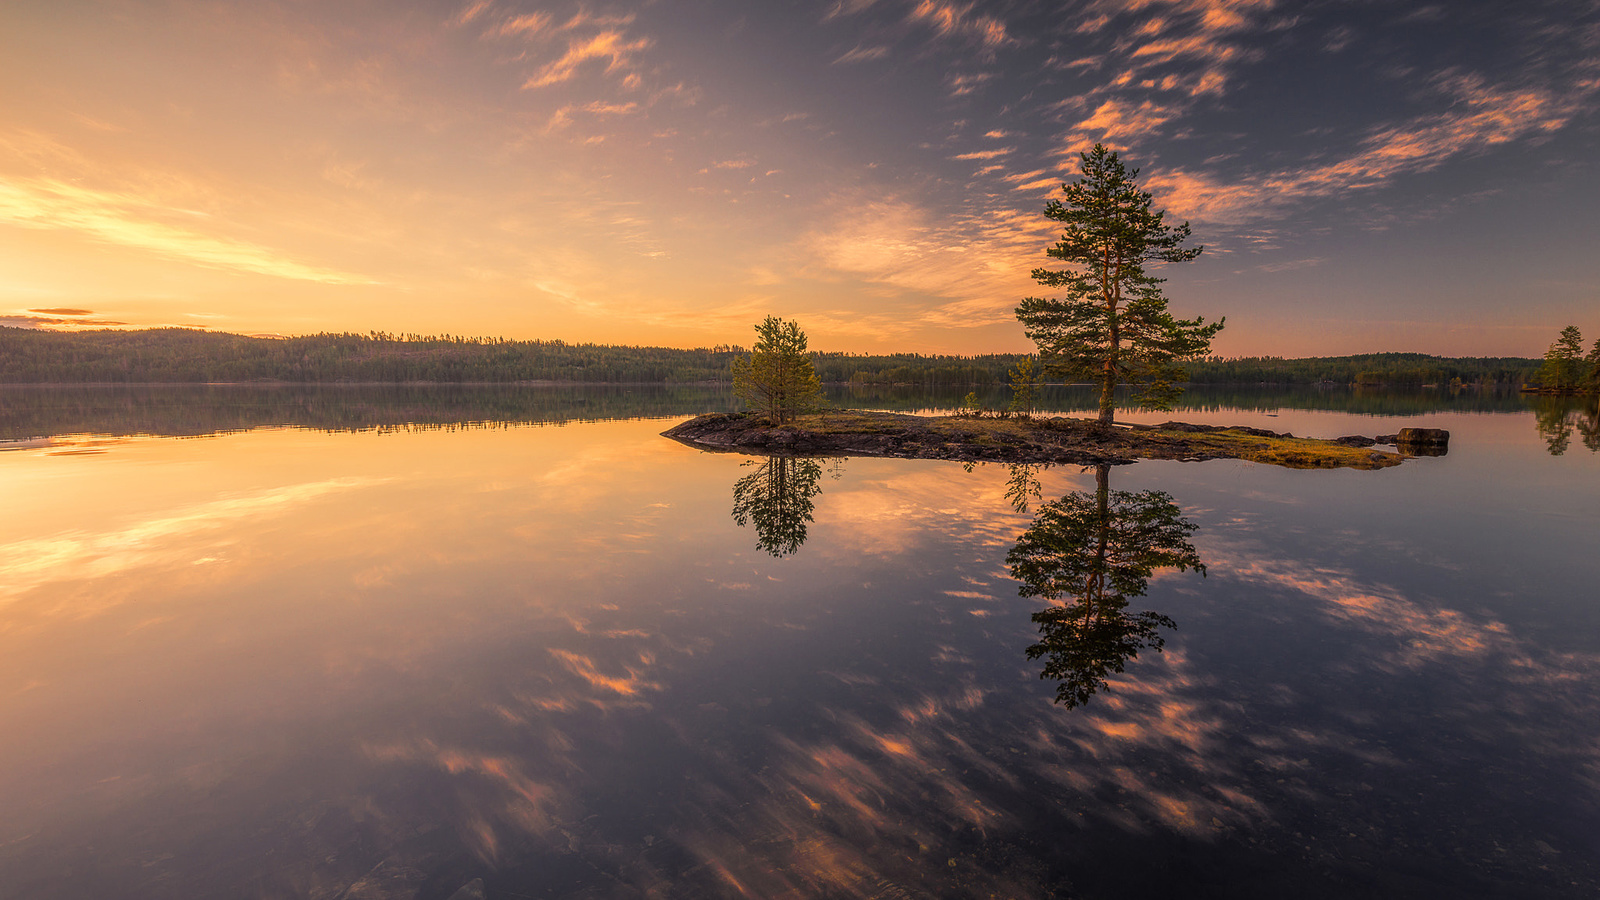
[1183, 353, 1539, 386]
[0, 328, 743, 384]
[0, 327, 1540, 387]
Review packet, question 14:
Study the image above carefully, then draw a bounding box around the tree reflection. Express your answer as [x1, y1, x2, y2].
[1005, 464, 1205, 708]
[1532, 396, 1600, 456]
[731, 456, 826, 557]
[1004, 463, 1046, 513]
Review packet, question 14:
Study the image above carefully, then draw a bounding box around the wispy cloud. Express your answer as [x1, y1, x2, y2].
[495, 12, 552, 38]
[1060, 98, 1177, 150]
[833, 44, 891, 64]
[907, 0, 1013, 51]
[28, 306, 94, 316]
[1041, 0, 1279, 155]
[802, 193, 1051, 332]
[453, 0, 495, 27]
[951, 147, 1012, 160]
[1146, 73, 1595, 223]
[1, 314, 127, 329]
[0, 177, 373, 284]
[522, 30, 653, 89]
[945, 71, 995, 96]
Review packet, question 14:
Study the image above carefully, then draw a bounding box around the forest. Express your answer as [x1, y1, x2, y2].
[0, 326, 1541, 387]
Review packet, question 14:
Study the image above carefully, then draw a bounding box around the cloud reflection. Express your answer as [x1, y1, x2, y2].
[0, 477, 385, 601]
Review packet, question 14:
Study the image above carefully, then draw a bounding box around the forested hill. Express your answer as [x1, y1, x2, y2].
[1184, 353, 1538, 386]
[0, 327, 1539, 386]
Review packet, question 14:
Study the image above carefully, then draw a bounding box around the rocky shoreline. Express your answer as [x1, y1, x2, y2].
[663, 411, 1444, 470]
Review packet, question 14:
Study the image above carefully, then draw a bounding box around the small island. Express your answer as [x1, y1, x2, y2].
[664, 410, 1439, 470]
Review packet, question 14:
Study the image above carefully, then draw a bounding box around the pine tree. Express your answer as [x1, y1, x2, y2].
[1537, 325, 1585, 393]
[730, 316, 822, 424]
[1016, 145, 1222, 427]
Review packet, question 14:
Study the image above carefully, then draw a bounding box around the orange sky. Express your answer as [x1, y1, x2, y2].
[3, 0, 1598, 356]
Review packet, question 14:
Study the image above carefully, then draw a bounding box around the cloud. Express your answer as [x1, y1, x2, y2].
[0, 178, 373, 284]
[907, 1, 1013, 50]
[494, 12, 551, 38]
[822, 0, 883, 22]
[1, 314, 127, 329]
[522, 31, 652, 89]
[945, 71, 995, 96]
[801, 193, 1052, 331]
[27, 307, 94, 316]
[833, 44, 891, 64]
[453, 0, 495, 27]
[951, 147, 1012, 160]
[1061, 98, 1178, 149]
[1145, 73, 1595, 224]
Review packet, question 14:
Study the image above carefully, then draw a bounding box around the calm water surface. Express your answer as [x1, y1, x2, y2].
[2, 386, 1598, 899]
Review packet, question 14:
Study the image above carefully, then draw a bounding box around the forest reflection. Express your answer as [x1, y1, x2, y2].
[1006, 464, 1206, 709]
[730, 456, 834, 557]
[1531, 396, 1600, 455]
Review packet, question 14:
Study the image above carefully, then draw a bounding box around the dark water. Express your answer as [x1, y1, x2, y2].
[1, 386, 1597, 899]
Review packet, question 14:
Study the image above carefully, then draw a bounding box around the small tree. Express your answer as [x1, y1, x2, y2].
[731, 316, 822, 424]
[1538, 325, 1585, 393]
[1008, 354, 1041, 415]
[1016, 144, 1223, 428]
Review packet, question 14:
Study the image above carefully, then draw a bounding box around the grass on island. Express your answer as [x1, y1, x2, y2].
[765, 409, 1402, 469]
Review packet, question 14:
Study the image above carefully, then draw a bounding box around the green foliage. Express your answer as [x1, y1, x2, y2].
[1017, 144, 1222, 426]
[730, 456, 824, 557]
[1537, 325, 1587, 393]
[1005, 464, 1204, 708]
[1007, 355, 1040, 415]
[730, 317, 823, 424]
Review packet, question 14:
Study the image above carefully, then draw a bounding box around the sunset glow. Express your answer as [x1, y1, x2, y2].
[3, 0, 1597, 355]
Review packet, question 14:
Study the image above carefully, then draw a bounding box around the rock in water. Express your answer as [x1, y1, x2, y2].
[1395, 427, 1449, 456]
[447, 878, 486, 900]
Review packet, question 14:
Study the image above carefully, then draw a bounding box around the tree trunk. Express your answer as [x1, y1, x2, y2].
[1098, 316, 1119, 428]
[1098, 363, 1116, 427]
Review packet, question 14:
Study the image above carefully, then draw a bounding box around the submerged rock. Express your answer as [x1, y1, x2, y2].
[1394, 427, 1450, 456]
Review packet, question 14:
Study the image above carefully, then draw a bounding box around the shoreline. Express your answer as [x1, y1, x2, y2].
[662, 411, 1436, 469]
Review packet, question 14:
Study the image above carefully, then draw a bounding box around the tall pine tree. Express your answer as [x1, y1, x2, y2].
[1016, 145, 1222, 427]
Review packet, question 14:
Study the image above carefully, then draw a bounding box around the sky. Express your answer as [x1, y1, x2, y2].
[2, 0, 1598, 357]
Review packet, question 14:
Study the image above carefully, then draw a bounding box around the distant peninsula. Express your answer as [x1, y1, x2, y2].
[663, 410, 1441, 470]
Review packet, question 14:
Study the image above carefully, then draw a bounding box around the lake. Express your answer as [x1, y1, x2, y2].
[2, 384, 1598, 899]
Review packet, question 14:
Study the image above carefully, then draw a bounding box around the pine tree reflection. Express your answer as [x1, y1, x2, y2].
[1004, 463, 1045, 513]
[731, 456, 826, 557]
[1532, 396, 1600, 456]
[1006, 464, 1205, 708]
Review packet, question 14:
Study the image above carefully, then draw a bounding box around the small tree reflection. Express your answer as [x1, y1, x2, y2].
[1004, 463, 1046, 513]
[1005, 464, 1205, 708]
[1532, 396, 1600, 456]
[731, 456, 826, 557]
